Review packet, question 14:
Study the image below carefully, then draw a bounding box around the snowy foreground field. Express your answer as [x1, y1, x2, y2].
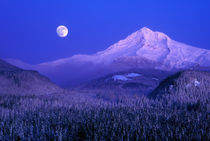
[0, 90, 209, 140]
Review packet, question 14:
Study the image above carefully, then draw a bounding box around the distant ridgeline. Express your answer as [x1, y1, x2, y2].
[0, 59, 63, 95]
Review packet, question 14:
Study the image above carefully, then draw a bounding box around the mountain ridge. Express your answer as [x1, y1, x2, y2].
[36, 27, 210, 68]
[5, 27, 210, 86]
[0, 59, 63, 95]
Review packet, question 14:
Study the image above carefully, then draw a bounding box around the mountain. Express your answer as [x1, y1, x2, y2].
[0, 59, 63, 95]
[82, 69, 173, 95]
[6, 27, 210, 87]
[149, 70, 210, 103]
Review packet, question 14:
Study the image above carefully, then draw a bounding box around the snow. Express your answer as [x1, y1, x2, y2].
[152, 77, 159, 81]
[126, 73, 142, 77]
[96, 27, 171, 64]
[7, 27, 210, 87]
[10, 27, 210, 70]
[194, 80, 200, 87]
[112, 73, 141, 81]
[112, 75, 130, 81]
[186, 80, 201, 88]
[95, 27, 210, 69]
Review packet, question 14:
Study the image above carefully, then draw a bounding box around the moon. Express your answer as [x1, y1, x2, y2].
[56, 25, 68, 37]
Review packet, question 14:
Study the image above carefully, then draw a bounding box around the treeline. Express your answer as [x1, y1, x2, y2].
[0, 91, 209, 140]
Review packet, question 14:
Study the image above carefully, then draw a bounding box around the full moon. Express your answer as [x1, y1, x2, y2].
[56, 25, 68, 37]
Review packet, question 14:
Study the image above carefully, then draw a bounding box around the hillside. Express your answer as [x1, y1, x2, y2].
[0, 59, 63, 95]
[83, 69, 172, 95]
[149, 70, 210, 103]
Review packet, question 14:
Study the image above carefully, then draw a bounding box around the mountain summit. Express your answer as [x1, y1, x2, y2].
[95, 27, 171, 65]
[6, 27, 210, 86]
[95, 27, 210, 69]
[38, 27, 210, 69]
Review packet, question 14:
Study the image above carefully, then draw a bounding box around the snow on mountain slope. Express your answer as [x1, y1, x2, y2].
[112, 75, 130, 81]
[6, 27, 210, 86]
[95, 27, 170, 64]
[37, 27, 210, 69]
[82, 69, 172, 95]
[94, 27, 210, 69]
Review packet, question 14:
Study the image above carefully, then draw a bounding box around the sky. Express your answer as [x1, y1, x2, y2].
[0, 0, 210, 64]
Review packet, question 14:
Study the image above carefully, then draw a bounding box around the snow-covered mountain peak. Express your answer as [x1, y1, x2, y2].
[138, 27, 169, 40]
[127, 27, 170, 43]
[5, 27, 210, 86]
[94, 27, 210, 68]
[95, 27, 172, 63]
[97, 27, 170, 54]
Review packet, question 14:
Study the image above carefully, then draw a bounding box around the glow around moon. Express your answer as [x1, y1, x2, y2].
[56, 25, 68, 37]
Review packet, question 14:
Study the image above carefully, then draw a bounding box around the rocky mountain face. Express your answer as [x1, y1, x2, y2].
[149, 70, 210, 103]
[6, 27, 210, 87]
[0, 59, 63, 95]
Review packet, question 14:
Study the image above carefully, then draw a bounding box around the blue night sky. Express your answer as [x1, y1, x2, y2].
[0, 0, 210, 64]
